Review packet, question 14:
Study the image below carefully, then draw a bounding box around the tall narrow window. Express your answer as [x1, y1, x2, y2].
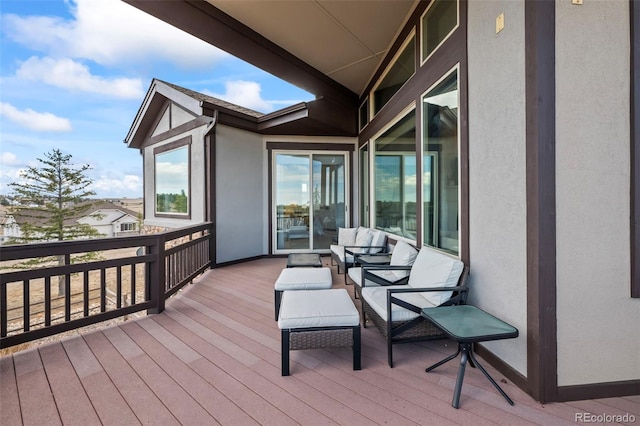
[154, 137, 191, 218]
[422, 68, 459, 254]
[373, 110, 417, 239]
[360, 143, 370, 227]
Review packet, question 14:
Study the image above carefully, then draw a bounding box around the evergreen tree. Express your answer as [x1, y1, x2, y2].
[7, 149, 104, 295]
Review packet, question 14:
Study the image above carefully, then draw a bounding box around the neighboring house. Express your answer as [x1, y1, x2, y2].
[1, 202, 140, 243]
[76, 202, 141, 238]
[124, 0, 639, 404]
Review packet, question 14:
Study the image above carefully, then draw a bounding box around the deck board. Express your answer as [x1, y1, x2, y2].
[1, 257, 639, 425]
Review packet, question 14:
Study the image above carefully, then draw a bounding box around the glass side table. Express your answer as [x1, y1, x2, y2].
[421, 305, 519, 409]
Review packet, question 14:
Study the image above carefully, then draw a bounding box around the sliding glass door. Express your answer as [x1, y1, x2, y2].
[274, 152, 347, 252]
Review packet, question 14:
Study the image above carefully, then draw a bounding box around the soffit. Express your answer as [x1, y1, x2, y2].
[205, 0, 418, 96]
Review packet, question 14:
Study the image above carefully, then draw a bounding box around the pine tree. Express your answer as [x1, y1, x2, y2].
[7, 149, 104, 295]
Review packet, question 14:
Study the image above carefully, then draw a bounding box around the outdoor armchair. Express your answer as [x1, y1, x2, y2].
[359, 246, 469, 367]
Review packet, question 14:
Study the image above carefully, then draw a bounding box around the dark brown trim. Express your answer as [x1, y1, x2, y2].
[146, 116, 212, 147]
[123, 0, 357, 108]
[525, 0, 558, 403]
[475, 344, 528, 392]
[205, 118, 217, 266]
[631, 0, 640, 298]
[558, 380, 640, 402]
[266, 142, 355, 152]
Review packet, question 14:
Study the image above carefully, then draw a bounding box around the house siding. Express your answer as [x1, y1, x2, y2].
[215, 125, 266, 263]
[555, 0, 639, 386]
[467, 0, 528, 377]
[143, 125, 208, 228]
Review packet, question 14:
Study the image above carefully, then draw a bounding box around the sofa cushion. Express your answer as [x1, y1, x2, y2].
[368, 229, 387, 253]
[348, 267, 402, 288]
[361, 286, 436, 322]
[338, 227, 357, 246]
[388, 241, 418, 280]
[407, 247, 464, 306]
[352, 227, 373, 253]
[330, 245, 354, 263]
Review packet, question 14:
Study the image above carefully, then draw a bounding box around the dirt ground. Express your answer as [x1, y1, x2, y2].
[1, 246, 147, 355]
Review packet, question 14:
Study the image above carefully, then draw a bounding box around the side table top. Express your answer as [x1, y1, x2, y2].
[421, 305, 518, 343]
[357, 254, 392, 265]
[287, 253, 322, 267]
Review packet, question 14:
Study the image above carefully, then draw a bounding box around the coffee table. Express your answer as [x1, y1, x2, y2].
[286, 253, 322, 268]
[421, 305, 519, 409]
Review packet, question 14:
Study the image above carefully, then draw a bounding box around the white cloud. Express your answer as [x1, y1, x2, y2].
[2, 0, 227, 68]
[1, 152, 19, 166]
[206, 81, 274, 113]
[91, 174, 142, 197]
[17, 56, 143, 99]
[0, 102, 72, 132]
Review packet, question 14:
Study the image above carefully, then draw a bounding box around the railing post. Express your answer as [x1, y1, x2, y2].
[208, 222, 215, 269]
[147, 233, 166, 314]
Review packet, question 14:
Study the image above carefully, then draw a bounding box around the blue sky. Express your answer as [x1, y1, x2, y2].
[0, 0, 313, 199]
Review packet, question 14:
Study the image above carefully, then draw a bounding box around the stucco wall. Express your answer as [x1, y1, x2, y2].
[467, 0, 528, 376]
[556, 0, 639, 386]
[143, 125, 208, 229]
[215, 125, 266, 263]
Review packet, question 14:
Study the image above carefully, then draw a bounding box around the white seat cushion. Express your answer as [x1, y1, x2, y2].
[407, 247, 464, 306]
[278, 289, 360, 328]
[330, 245, 354, 263]
[361, 286, 436, 322]
[275, 267, 332, 291]
[348, 267, 405, 288]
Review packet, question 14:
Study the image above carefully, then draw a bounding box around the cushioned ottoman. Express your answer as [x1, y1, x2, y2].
[278, 289, 361, 376]
[274, 267, 332, 320]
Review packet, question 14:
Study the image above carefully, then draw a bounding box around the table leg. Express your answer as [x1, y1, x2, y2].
[425, 346, 461, 373]
[452, 344, 470, 408]
[468, 350, 514, 406]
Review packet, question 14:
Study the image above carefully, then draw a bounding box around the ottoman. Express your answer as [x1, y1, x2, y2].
[274, 267, 332, 320]
[278, 289, 361, 376]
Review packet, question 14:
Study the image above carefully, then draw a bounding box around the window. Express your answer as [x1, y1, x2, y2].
[422, 68, 459, 254]
[372, 34, 416, 116]
[154, 137, 191, 217]
[373, 109, 417, 239]
[359, 143, 369, 227]
[421, 0, 458, 63]
[359, 97, 369, 131]
[120, 223, 136, 232]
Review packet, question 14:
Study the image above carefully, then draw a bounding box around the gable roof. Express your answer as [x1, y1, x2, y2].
[125, 78, 357, 148]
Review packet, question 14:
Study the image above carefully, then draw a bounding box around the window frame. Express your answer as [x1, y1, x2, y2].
[420, 64, 461, 255]
[153, 136, 192, 219]
[370, 30, 416, 118]
[420, 0, 460, 65]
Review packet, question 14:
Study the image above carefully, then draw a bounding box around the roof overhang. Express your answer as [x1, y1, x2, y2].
[123, 0, 418, 108]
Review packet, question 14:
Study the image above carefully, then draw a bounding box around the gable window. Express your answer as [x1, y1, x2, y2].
[372, 33, 416, 116]
[154, 137, 191, 218]
[421, 0, 459, 64]
[373, 108, 417, 240]
[422, 67, 459, 254]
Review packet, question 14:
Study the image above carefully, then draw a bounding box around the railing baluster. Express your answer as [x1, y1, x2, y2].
[65, 274, 71, 322]
[100, 269, 106, 312]
[131, 264, 136, 305]
[23, 280, 30, 332]
[45, 276, 51, 326]
[1, 282, 6, 338]
[116, 265, 122, 309]
[83, 271, 89, 317]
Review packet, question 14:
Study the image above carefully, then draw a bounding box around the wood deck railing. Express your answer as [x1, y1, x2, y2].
[0, 222, 214, 348]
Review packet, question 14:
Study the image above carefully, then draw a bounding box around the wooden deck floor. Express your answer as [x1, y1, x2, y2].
[1, 257, 638, 425]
